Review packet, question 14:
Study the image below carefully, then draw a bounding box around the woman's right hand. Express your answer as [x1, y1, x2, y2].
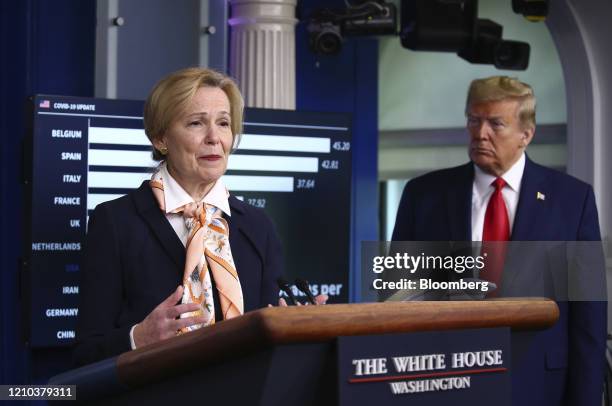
[133, 285, 207, 348]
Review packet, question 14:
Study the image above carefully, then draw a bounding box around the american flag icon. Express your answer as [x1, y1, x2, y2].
[39, 100, 50, 108]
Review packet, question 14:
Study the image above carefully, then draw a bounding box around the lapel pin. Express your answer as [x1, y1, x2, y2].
[536, 192, 546, 201]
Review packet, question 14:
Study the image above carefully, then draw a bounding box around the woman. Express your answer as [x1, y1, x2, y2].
[74, 68, 283, 366]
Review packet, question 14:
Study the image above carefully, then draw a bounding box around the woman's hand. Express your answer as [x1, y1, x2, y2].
[133, 286, 206, 348]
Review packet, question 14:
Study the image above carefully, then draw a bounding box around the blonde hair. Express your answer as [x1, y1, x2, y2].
[466, 76, 536, 130]
[144, 67, 244, 161]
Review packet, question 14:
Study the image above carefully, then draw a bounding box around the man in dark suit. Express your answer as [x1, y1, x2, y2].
[392, 76, 606, 405]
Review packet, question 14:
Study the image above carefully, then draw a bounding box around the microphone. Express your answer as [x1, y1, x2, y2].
[295, 278, 317, 305]
[276, 278, 298, 305]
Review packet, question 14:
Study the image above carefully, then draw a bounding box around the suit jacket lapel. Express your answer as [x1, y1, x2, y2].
[227, 197, 245, 247]
[511, 156, 547, 241]
[227, 197, 265, 261]
[447, 163, 473, 241]
[503, 157, 548, 294]
[131, 181, 185, 274]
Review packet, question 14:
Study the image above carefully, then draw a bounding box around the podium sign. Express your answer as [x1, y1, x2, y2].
[338, 328, 511, 405]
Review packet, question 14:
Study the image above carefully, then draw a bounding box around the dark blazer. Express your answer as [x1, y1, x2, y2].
[392, 156, 606, 406]
[74, 181, 283, 366]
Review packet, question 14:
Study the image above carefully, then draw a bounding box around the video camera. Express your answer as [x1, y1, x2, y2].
[306, 0, 549, 71]
[307, 1, 397, 55]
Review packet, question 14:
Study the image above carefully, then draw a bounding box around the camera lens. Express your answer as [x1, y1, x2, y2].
[308, 22, 343, 55]
[494, 40, 530, 70]
[316, 31, 342, 55]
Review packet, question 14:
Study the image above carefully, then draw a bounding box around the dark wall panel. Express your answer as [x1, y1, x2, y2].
[295, 0, 379, 302]
[0, 0, 95, 385]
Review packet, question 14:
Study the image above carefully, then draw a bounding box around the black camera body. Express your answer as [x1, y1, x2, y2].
[512, 0, 549, 21]
[457, 19, 530, 70]
[400, 0, 532, 70]
[306, 0, 545, 70]
[308, 1, 397, 55]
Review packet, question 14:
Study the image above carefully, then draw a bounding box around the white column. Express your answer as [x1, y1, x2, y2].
[229, 0, 297, 109]
[95, 0, 119, 98]
[548, 0, 612, 243]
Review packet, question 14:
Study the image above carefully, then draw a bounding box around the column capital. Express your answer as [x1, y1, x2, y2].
[229, 0, 297, 109]
[229, 0, 297, 27]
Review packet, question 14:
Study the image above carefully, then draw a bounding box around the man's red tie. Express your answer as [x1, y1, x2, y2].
[481, 178, 509, 296]
[483, 178, 509, 241]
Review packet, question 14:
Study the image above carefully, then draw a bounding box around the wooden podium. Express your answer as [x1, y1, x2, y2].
[50, 299, 558, 405]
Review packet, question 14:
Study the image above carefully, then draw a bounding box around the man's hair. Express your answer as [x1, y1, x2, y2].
[465, 76, 536, 130]
[144, 67, 244, 161]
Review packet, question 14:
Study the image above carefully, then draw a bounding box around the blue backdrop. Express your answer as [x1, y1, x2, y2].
[295, 0, 379, 304]
[0, 0, 96, 387]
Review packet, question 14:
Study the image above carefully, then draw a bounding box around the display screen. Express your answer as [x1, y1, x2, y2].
[25, 95, 352, 347]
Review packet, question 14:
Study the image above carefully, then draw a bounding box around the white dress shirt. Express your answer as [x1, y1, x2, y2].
[471, 153, 525, 241]
[130, 165, 231, 349]
[157, 164, 231, 247]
